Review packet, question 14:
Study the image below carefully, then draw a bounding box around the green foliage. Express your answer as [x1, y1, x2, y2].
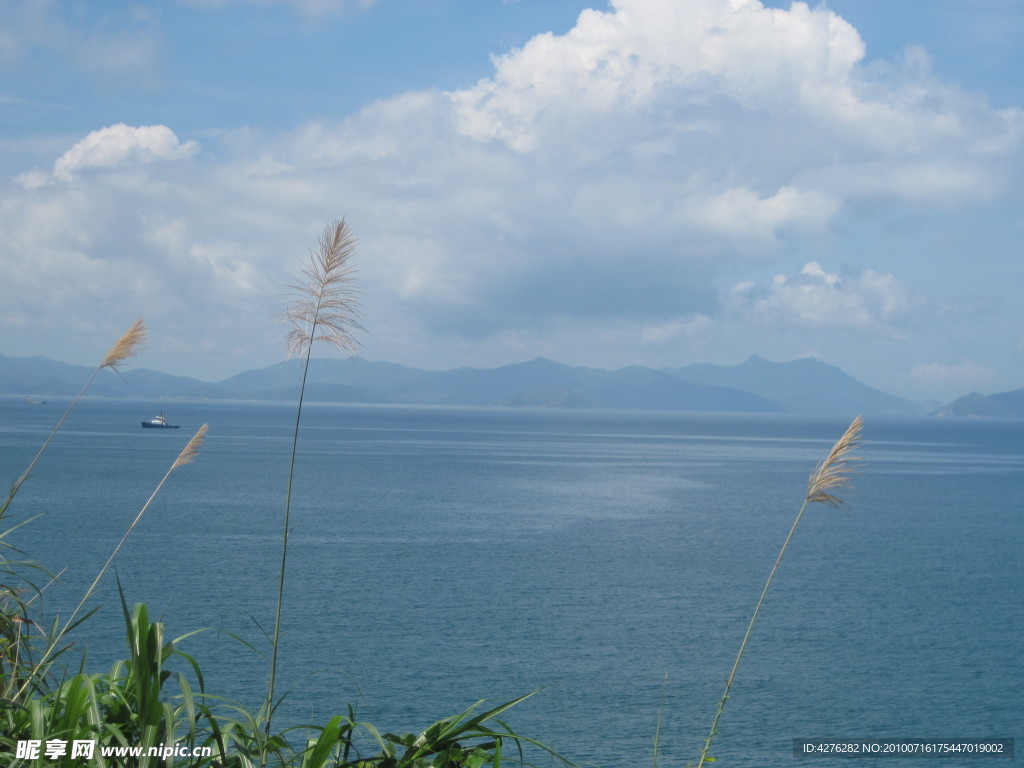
[1, 576, 561, 767]
[1, 619, 555, 767]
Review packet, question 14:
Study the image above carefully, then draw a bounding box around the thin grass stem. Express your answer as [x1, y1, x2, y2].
[652, 672, 668, 768]
[696, 416, 862, 767]
[265, 345, 313, 737]
[14, 423, 206, 701]
[266, 219, 361, 740]
[696, 498, 808, 768]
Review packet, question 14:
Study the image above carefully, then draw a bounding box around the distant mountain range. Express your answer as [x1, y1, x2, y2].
[0, 351, 954, 416]
[933, 389, 1024, 418]
[665, 355, 922, 415]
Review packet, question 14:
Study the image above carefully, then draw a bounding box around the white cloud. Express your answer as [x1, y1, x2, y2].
[729, 262, 911, 334]
[52, 124, 197, 182]
[448, 0, 1020, 209]
[640, 314, 713, 344]
[2, 0, 1022, 379]
[451, 0, 869, 151]
[689, 185, 839, 241]
[15, 169, 49, 190]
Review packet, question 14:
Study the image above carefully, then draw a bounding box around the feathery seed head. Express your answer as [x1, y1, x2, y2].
[100, 319, 147, 372]
[281, 219, 363, 359]
[172, 424, 208, 470]
[805, 415, 863, 507]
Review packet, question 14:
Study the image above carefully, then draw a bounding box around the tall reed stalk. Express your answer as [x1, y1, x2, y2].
[696, 415, 863, 767]
[1, 320, 146, 701]
[0, 319, 146, 520]
[14, 424, 208, 701]
[265, 219, 362, 737]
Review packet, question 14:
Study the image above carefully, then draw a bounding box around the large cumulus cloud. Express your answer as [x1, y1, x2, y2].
[282, 0, 1020, 355]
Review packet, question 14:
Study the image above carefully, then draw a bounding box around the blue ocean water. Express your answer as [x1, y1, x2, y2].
[1, 397, 1020, 767]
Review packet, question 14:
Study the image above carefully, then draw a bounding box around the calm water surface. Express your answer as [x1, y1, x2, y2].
[1, 397, 1021, 767]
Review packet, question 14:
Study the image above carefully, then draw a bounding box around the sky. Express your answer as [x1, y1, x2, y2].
[1, 0, 1022, 403]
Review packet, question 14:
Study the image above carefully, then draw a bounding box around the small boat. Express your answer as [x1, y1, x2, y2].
[141, 410, 180, 429]
[24, 397, 47, 405]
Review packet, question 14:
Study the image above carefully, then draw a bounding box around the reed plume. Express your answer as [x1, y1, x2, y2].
[16, 424, 208, 700]
[696, 416, 863, 768]
[172, 423, 208, 470]
[1, 320, 147, 519]
[267, 219, 362, 737]
[100, 318, 147, 373]
[806, 416, 863, 507]
[281, 219, 363, 359]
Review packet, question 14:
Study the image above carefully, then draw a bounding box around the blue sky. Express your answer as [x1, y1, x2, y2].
[2, 0, 1022, 402]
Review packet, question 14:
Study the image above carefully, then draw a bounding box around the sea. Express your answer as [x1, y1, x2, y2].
[1, 396, 1021, 767]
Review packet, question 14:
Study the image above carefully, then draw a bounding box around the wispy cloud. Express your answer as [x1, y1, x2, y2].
[729, 262, 912, 336]
[0, 0, 160, 82]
